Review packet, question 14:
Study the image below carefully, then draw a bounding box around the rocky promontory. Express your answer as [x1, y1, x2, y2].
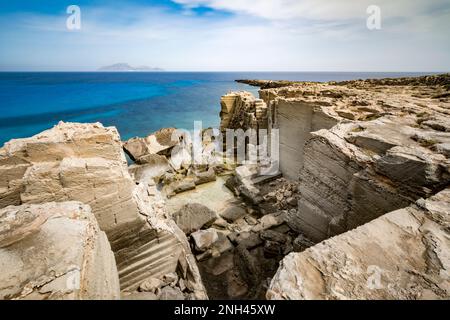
[0, 74, 449, 300]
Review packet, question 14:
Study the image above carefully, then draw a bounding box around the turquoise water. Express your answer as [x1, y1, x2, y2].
[0, 72, 432, 145]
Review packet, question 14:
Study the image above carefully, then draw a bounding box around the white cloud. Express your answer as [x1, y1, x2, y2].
[172, 0, 446, 21]
[0, 1, 449, 71]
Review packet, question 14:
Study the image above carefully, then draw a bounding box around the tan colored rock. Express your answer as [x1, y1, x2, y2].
[267, 189, 450, 300]
[191, 228, 219, 251]
[129, 154, 172, 183]
[0, 122, 208, 299]
[0, 202, 120, 300]
[173, 203, 218, 235]
[123, 128, 179, 162]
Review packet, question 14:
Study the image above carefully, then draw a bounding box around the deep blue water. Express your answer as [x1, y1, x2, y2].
[0, 71, 434, 146]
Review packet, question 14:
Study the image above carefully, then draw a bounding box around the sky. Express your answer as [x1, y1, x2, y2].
[0, 0, 449, 71]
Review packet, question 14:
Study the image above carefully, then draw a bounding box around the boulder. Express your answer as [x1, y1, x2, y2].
[191, 228, 219, 251]
[228, 231, 262, 249]
[122, 292, 159, 300]
[173, 203, 218, 235]
[123, 127, 178, 161]
[220, 205, 247, 222]
[128, 154, 171, 183]
[0, 122, 208, 299]
[260, 230, 289, 244]
[267, 189, 450, 300]
[139, 277, 163, 294]
[292, 234, 315, 252]
[190, 167, 217, 186]
[0, 202, 120, 300]
[252, 212, 286, 232]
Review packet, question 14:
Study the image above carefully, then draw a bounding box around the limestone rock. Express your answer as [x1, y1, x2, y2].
[190, 167, 217, 186]
[191, 228, 219, 251]
[123, 127, 179, 161]
[139, 277, 163, 294]
[252, 212, 286, 232]
[173, 203, 218, 235]
[267, 189, 450, 300]
[129, 154, 171, 183]
[0, 122, 208, 299]
[220, 205, 247, 223]
[0, 202, 120, 300]
[159, 286, 185, 300]
[0, 122, 145, 235]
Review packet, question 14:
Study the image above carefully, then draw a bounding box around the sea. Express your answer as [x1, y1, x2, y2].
[0, 71, 434, 146]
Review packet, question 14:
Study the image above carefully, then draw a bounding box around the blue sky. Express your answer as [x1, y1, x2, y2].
[0, 0, 449, 71]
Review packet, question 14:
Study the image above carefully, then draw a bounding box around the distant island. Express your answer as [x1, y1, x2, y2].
[98, 63, 164, 72]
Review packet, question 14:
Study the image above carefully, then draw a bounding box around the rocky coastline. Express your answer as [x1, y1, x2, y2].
[0, 74, 449, 300]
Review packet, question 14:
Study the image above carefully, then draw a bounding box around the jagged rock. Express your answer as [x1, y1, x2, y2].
[251, 75, 450, 242]
[169, 146, 192, 171]
[220, 92, 266, 132]
[292, 234, 315, 252]
[166, 178, 196, 196]
[0, 122, 145, 235]
[123, 128, 179, 161]
[162, 272, 179, 287]
[173, 203, 218, 235]
[0, 122, 208, 299]
[229, 231, 262, 249]
[129, 154, 171, 183]
[212, 233, 234, 254]
[189, 167, 217, 186]
[159, 286, 185, 300]
[0, 202, 120, 300]
[139, 277, 163, 293]
[267, 189, 450, 300]
[252, 212, 286, 232]
[212, 217, 229, 229]
[122, 292, 159, 300]
[220, 205, 247, 222]
[260, 230, 289, 244]
[191, 228, 219, 251]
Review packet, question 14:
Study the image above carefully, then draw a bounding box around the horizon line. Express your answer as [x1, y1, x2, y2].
[0, 70, 448, 74]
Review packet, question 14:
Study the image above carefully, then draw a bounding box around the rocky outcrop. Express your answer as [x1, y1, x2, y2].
[0, 122, 144, 235]
[267, 188, 450, 300]
[234, 74, 450, 242]
[0, 202, 120, 300]
[220, 92, 268, 132]
[173, 203, 218, 235]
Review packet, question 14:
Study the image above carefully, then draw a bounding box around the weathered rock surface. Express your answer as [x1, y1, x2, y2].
[267, 189, 450, 300]
[0, 202, 120, 300]
[236, 75, 450, 242]
[123, 127, 179, 162]
[0, 122, 207, 299]
[0, 122, 144, 235]
[173, 203, 218, 235]
[191, 228, 219, 251]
